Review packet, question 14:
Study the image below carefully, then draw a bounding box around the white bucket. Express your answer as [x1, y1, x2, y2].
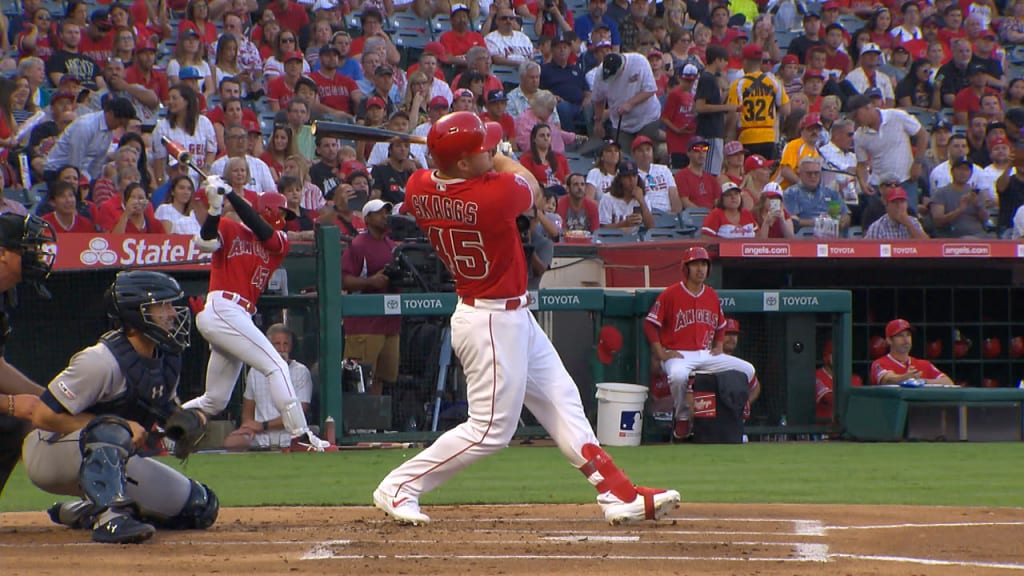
[595, 383, 649, 447]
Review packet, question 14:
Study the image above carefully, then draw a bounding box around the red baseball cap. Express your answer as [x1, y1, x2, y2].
[366, 96, 386, 109]
[341, 160, 368, 179]
[429, 95, 450, 109]
[801, 113, 823, 129]
[744, 154, 771, 172]
[424, 41, 449, 62]
[244, 118, 262, 133]
[742, 44, 763, 61]
[885, 186, 908, 202]
[724, 318, 741, 333]
[885, 318, 914, 338]
[631, 135, 654, 151]
[285, 51, 306, 62]
[135, 37, 157, 52]
[597, 325, 624, 364]
[781, 54, 799, 66]
[990, 136, 1011, 148]
[822, 1, 840, 9]
[803, 68, 826, 81]
[979, 29, 996, 39]
[50, 90, 78, 105]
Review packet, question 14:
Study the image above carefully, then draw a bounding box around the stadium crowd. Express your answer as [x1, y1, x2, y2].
[0, 0, 1023, 240]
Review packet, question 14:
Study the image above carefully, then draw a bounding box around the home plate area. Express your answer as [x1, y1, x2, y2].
[2, 503, 1023, 575]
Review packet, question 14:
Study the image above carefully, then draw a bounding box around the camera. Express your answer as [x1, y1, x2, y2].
[383, 244, 455, 293]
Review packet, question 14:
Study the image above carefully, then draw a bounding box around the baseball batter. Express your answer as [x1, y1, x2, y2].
[182, 179, 332, 451]
[373, 111, 680, 526]
[23, 271, 219, 544]
[644, 247, 758, 441]
[0, 214, 56, 497]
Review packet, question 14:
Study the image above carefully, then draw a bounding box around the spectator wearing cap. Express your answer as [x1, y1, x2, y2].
[582, 27, 615, 73]
[541, 35, 590, 128]
[755, 182, 796, 238]
[175, 66, 209, 111]
[845, 43, 895, 107]
[778, 112, 824, 186]
[864, 185, 929, 238]
[341, 198, 401, 396]
[870, 320, 953, 386]
[787, 12, 824, 64]
[723, 29, 750, 78]
[574, 0, 621, 52]
[209, 123, 277, 193]
[485, 6, 534, 65]
[971, 22, 1004, 75]
[78, 8, 114, 64]
[46, 22, 105, 91]
[952, 64, 998, 125]
[356, 65, 400, 121]
[410, 96, 449, 166]
[803, 67, 826, 112]
[849, 94, 927, 203]
[481, 89, 516, 140]
[310, 44, 362, 120]
[976, 136, 1014, 202]
[557, 172, 600, 233]
[592, 52, 661, 151]
[930, 134, 981, 194]
[719, 140, 746, 186]
[264, 30, 309, 83]
[784, 156, 850, 231]
[739, 153, 773, 210]
[125, 37, 168, 107]
[776, 54, 802, 98]
[936, 38, 982, 108]
[822, 24, 852, 78]
[168, 27, 214, 102]
[267, 51, 308, 112]
[633, 135, 680, 214]
[674, 138, 722, 209]
[439, 3, 488, 65]
[598, 160, 654, 234]
[661, 63, 699, 169]
[930, 156, 992, 237]
[507, 61, 563, 128]
[702, 182, 758, 238]
[726, 44, 789, 161]
[43, 96, 136, 183]
[520, 122, 571, 187]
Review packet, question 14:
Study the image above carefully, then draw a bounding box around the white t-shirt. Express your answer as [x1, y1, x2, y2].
[243, 359, 313, 449]
[845, 67, 895, 102]
[929, 160, 983, 198]
[590, 53, 661, 133]
[367, 141, 427, 170]
[586, 168, 615, 203]
[263, 56, 312, 81]
[485, 30, 535, 63]
[972, 164, 1012, 204]
[638, 163, 676, 213]
[599, 193, 640, 234]
[151, 115, 218, 185]
[154, 204, 201, 235]
[209, 154, 277, 194]
[166, 59, 213, 92]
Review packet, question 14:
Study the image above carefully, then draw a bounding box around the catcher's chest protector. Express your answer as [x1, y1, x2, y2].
[691, 370, 749, 444]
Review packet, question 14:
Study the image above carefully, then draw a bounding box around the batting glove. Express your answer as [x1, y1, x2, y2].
[203, 175, 228, 216]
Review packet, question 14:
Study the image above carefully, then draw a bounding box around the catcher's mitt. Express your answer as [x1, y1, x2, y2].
[164, 408, 207, 460]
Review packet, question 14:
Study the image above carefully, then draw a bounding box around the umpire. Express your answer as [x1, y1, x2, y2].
[22, 271, 219, 544]
[0, 214, 57, 497]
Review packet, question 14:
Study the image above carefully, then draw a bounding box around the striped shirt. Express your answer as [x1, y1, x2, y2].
[243, 359, 313, 449]
[864, 213, 925, 239]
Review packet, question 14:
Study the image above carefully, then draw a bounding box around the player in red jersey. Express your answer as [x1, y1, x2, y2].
[815, 340, 864, 421]
[180, 177, 333, 451]
[644, 247, 758, 442]
[373, 111, 680, 526]
[869, 319, 953, 386]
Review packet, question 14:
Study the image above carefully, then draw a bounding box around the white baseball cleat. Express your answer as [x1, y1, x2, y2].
[373, 488, 431, 526]
[289, 431, 338, 452]
[598, 486, 682, 525]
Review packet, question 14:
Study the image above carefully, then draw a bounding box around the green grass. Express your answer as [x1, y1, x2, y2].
[3, 443, 1022, 513]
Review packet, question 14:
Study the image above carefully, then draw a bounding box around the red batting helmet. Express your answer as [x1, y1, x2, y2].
[681, 246, 711, 279]
[258, 192, 296, 231]
[427, 111, 503, 172]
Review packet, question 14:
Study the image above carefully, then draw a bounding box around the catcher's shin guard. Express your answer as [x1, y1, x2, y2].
[146, 480, 219, 530]
[579, 443, 638, 503]
[78, 416, 134, 511]
[280, 400, 311, 437]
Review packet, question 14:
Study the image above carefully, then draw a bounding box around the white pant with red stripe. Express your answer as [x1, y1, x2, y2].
[376, 297, 597, 502]
[663, 350, 756, 420]
[182, 292, 306, 431]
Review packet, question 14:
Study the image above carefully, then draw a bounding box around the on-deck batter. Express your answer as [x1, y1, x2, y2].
[182, 179, 332, 451]
[373, 111, 680, 526]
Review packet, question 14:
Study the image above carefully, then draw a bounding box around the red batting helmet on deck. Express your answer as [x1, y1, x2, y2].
[258, 192, 296, 231]
[681, 246, 711, 279]
[427, 111, 503, 172]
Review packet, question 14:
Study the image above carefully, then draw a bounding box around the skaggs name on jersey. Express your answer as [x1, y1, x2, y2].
[674, 308, 720, 333]
[412, 194, 479, 225]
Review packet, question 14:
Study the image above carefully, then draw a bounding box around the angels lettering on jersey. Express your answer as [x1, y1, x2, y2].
[226, 236, 271, 263]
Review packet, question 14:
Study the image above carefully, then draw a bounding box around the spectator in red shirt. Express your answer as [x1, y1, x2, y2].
[938, 5, 967, 46]
[519, 123, 571, 187]
[753, 183, 796, 238]
[350, 8, 401, 66]
[99, 182, 163, 233]
[480, 89, 515, 140]
[310, 44, 362, 120]
[183, 1, 218, 48]
[557, 172, 600, 234]
[661, 64, 699, 170]
[206, 76, 259, 126]
[869, 319, 955, 386]
[674, 138, 722, 209]
[41, 181, 98, 233]
[79, 9, 115, 65]
[267, 51, 306, 112]
[440, 3, 487, 66]
[268, 0, 310, 37]
[952, 64, 996, 124]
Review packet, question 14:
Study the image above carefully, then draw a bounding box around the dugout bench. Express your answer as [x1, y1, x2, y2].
[845, 386, 1024, 442]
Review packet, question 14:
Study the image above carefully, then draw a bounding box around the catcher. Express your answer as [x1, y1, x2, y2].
[22, 271, 218, 544]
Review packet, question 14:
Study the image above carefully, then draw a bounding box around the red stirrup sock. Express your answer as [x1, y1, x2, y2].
[579, 443, 638, 503]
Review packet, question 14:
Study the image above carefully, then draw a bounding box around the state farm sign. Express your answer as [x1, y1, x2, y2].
[51, 234, 212, 271]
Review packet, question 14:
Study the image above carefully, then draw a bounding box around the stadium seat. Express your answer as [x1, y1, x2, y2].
[492, 65, 521, 91]
[594, 228, 639, 243]
[3, 188, 31, 208]
[846, 225, 863, 238]
[645, 229, 689, 241]
[796, 227, 816, 237]
[651, 211, 679, 229]
[773, 30, 798, 51]
[680, 207, 710, 229]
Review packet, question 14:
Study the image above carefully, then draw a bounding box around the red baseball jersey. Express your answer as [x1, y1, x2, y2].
[645, 283, 725, 351]
[869, 355, 945, 386]
[209, 217, 289, 303]
[311, 70, 360, 114]
[815, 367, 833, 420]
[267, 76, 296, 109]
[405, 169, 532, 299]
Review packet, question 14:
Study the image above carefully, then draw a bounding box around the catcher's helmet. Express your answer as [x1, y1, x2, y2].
[681, 246, 711, 279]
[0, 214, 56, 298]
[105, 271, 191, 352]
[427, 111, 503, 172]
[258, 192, 296, 231]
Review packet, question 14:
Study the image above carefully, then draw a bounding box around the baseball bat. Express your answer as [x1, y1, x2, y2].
[311, 120, 427, 145]
[162, 136, 210, 180]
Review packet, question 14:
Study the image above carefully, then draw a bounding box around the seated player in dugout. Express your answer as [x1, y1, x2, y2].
[870, 319, 955, 386]
[815, 340, 864, 424]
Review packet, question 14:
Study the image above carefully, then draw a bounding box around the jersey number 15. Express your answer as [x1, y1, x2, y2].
[427, 227, 490, 280]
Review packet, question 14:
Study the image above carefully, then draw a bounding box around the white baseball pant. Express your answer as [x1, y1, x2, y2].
[377, 296, 597, 501]
[663, 350, 756, 419]
[183, 292, 309, 435]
